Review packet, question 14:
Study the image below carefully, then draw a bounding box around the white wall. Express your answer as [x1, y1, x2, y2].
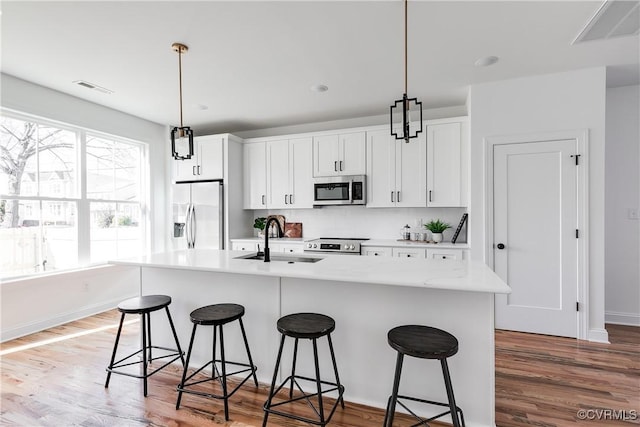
[605, 85, 640, 326]
[1, 74, 166, 341]
[468, 68, 608, 342]
[254, 207, 467, 241]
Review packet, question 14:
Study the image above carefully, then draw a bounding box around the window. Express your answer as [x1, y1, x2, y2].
[0, 112, 147, 279]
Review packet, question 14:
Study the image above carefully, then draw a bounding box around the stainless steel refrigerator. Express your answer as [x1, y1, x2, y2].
[171, 181, 224, 250]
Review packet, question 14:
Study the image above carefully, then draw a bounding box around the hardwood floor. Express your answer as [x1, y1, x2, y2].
[1, 310, 638, 426]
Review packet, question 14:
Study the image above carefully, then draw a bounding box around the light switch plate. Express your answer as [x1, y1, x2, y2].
[628, 208, 639, 220]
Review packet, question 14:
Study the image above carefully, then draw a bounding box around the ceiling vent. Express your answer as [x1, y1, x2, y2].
[72, 80, 113, 94]
[573, 0, 639, 44]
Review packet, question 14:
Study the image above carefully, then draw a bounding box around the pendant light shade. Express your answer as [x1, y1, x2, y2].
[390, 0, 423, 143]
[170, 42, 194, 160]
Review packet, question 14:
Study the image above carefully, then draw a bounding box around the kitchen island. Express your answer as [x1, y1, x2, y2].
[112, 249, 510, 427]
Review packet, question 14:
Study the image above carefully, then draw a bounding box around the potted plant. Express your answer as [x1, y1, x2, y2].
[424, 219, 451, 244]
[254, 217, 267, 237]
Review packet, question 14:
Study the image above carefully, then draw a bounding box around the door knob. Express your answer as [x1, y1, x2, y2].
[496, 243, 505, 250]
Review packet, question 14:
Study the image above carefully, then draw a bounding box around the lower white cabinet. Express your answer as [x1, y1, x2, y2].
[271, 243, 304, 254]
[362, 246, 393, 257]
[392, 248, 426, 258]
[426, 248, 466, 260]
[232, 242, 258, 252]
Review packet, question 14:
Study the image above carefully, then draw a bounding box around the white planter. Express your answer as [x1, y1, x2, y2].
[432, 232, 443, 243]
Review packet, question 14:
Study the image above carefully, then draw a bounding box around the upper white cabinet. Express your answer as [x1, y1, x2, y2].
[243, 142, 267, 209]
[267, 138, 313, 209]
[313, 132, 366, 176]
[173, 135, 224, 182]
[366, 128, 426, 207]
[244, 138, 313, 209]
[426, 119, 469, 207]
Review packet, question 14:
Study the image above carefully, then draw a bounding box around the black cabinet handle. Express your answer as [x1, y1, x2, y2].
[262, 195, 265, 205]
[497, 243, 505, 250]
[193, 166, 197, 176]
[339, 160, 343, 171]
[429, 190, 432, 202]
[334, 161, 338, 172]
[391, 192, 395, 202]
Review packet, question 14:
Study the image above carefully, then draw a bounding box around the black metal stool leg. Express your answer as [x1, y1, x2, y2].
[165, 306, 184, 366]
[327, 333, 344, 409]
[441, 358, 462, 427]
[141, 312, 148, 396]
[146, 312, 152, 363]
[105, 312, 126, 388]
[263, 334, 286, 427]
[385, 352, 404, 427]
[312, 338, 325, 425]
[239, 317, 258, 387]
[176, 323, 198, 410]
[289, 338, 299, 399]
[212, 323, 218, 379]
[219, 324, 229, 421]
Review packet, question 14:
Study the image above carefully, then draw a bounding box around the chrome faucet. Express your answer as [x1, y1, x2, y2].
[263, 217, 284, 262]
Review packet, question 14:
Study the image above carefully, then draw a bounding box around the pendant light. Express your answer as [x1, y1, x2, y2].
[170, 42, 194, 160]
[390, 0, 423, 143]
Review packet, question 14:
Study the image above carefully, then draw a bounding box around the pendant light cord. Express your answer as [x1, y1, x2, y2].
[404, 0, 408, 95]
[178, 47, 184, 128]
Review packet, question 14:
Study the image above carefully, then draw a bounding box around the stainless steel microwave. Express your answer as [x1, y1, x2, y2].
[313, 175, 366, 206]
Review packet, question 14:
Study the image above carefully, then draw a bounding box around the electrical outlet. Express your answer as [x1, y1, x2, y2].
[628, 208, 639, 220]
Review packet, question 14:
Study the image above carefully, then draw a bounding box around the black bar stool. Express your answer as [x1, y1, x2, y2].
[383, 325, 465, 427]
[176, 303, 258, 421]
[105, 294, 184, 397]
[262, 312, 345, 427]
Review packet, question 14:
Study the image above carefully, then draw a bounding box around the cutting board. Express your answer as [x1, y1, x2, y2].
[284, 222, 303, 238]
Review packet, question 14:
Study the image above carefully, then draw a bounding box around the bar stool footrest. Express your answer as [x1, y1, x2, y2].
[263, 374, 345, 426]
[176, 359, 257, 400]
[387, 394, 465, 427]
[106, 345, 183, 380]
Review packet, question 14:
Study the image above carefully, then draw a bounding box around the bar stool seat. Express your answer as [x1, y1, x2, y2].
[384, 325, 465, 427]
[105, 294, 184, 397]
[176, 303, 258, 421]
[262, 313, 345, 427]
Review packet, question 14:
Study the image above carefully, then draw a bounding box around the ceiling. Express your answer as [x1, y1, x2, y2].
[1, 1, 638, 135]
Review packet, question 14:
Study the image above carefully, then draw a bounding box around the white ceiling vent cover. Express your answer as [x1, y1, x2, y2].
[573, 0, 639, 44]
[72, 80, 113, 94]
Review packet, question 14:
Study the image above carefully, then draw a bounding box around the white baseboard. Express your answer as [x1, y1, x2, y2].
[605, 311, 640, 326]
[588, 327, 610, 343]
[1, 295, 136, 342]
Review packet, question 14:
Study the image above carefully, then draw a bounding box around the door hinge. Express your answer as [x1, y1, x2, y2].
[576, 302, 580, 312]
[570, 154, 581, 165]
[576, 229, 579, 238]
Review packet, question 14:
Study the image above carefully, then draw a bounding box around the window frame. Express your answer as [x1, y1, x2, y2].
[0, 109, 150, 278]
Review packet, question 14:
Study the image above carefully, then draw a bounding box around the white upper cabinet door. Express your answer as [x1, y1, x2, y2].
[173, 136, 223, 182]
[313, 132, 366, 177]
[339, 132, 366, 175]
[427, 121, 466, 207]
[396, 130, 427, 207]
[366, 130, 396, 207]
[313, 134, 340, 176]
[289, 137, 313, 208]
[243, 142, 267, 209]
[268, 140, 290, 209]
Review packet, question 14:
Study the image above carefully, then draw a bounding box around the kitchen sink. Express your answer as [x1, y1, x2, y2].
[234, 253, 324, 263]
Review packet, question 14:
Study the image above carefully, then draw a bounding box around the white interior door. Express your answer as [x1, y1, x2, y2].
[494, 139, 578, 337]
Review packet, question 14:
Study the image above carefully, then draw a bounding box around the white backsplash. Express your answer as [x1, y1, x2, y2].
[253, 207, 468, 242]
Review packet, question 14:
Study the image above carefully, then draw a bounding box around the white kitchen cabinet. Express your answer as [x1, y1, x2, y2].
[426, 248, 466, 261]
[270, 243, 304, 254]
[313, 132, 366, 177]
[268, 138, 313, 209]
[367, 128, 426, 207]
[232, 242, 258, 252]
[243, 142, 267, 209]
[427, 119, 469, 207]
[362, 246, 392, 257]
[392, 247, 426, 258]
[174, 135, 224, 182]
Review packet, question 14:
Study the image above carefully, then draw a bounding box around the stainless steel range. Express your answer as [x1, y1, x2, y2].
[304, 238, 369, 255]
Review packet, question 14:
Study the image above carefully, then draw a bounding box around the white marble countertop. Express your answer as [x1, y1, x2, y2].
[111, 249, 509, 294]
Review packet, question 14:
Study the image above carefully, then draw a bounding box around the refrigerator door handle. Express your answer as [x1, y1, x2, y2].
[191, 204, 197, 248]
[184, 203, 191, 248]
